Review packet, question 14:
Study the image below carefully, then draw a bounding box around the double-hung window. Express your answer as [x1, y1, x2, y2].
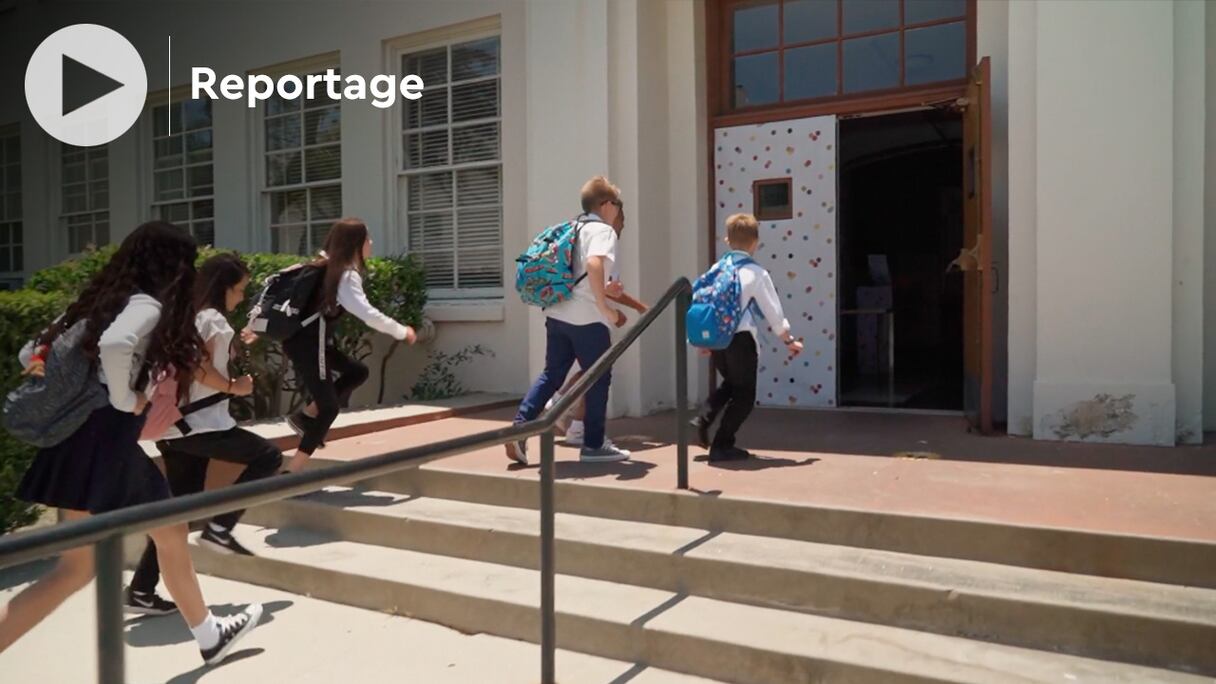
[61, 145, 109, 253]
[400, 35, 503, 297]
[263, 71, 342, 255]
[151, 99, 215, 244]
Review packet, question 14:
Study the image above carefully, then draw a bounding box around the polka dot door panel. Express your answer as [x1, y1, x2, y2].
[713, 116, 838, 408]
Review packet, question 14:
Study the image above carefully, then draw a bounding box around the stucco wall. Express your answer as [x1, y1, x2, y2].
[1031, 0, 1177, 445]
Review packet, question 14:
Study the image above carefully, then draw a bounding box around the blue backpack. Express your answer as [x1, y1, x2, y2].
[514, 216, 588, 308]
[686, 252, 761, 350]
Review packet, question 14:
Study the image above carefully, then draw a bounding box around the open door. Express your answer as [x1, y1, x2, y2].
[960, 58, 994, 432]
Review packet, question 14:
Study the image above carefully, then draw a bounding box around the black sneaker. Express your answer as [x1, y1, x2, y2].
[125, 586, 178, 616]
[201, 604, 264, 666]
[199, 527, 255, 556]
[708, 446, 751, 462]
[690, 416, 711, 449]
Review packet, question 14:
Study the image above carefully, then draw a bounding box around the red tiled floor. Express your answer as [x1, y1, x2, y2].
[309, 407, 1216, 542]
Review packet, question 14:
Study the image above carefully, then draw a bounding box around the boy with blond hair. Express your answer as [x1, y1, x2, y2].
[507, 176, 634, 464]
[692, 213, 803, 461]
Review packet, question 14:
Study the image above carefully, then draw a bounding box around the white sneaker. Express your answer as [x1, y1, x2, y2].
[579, 439, 630, 463]
[564, 421, 584, 447]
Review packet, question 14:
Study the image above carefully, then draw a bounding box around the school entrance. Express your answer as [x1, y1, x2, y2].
[707, 0, 996, 431]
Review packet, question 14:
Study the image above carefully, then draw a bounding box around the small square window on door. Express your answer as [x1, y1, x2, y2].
[753, 177, 793, 220]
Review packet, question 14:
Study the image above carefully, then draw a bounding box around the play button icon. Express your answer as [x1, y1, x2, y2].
[62, 54, 126, 117]
[25, 24, 147, 147]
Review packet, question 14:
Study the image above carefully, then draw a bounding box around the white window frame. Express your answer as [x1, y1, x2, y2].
[144, 89, 217, 245]
[251, 53, 343, 256]
[389, 18, 504, 300]
[0, 124, 22, 278]
[58, 143, 110, 255]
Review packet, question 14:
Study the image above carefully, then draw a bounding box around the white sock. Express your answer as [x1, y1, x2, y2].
[191, 612, 220, 650]
[569, 420, 584, 432]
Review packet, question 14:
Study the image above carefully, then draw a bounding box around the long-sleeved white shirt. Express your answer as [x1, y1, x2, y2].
[21, 296, 163, 413]
[736, 262, 792, 343]
[336, 270, 409, 341]
[98, 294, 161, 412]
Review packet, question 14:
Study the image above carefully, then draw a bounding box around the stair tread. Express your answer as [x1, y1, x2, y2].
[223, 522, 1208, 683]
[282, 487, 1216, 626]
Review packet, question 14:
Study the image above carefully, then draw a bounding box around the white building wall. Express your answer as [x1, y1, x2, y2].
[1030, 0, 1178, 445]
[1005, 0, 1037, 437]
[1204, 4, 1216, 433]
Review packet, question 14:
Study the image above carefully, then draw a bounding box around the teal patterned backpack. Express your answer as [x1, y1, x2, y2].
[514, 215, 588, 308]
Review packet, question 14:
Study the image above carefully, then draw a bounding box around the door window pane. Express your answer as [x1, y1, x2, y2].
[733, 52, 780, 107]
[905, 21, 966, 85]
[905, 0, 966, 24]
[843, 33, 900, 93]
[785, 43, 837, 101]
[842, 0, 900, 34]
[733, 1, 780, 52]
[784, 0, 837, 44]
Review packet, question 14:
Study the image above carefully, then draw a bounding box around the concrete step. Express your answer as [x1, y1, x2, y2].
[241, 487, 1216, 675]
[0, 562, 716, 684]
[350, 466, 1216, 589]
[191, 524, 1209, 684]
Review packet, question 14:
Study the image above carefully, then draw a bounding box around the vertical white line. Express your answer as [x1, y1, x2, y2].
[167, 35, 171, 134]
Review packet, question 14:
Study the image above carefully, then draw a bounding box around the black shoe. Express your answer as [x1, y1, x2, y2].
[690, 416, 711, 449]
[287, 412, 326, 449]
[125, 586, 178, 616]
[708, 446, 751, 462]
[199, 526, 255, 556]
[200, 604, 264, 666]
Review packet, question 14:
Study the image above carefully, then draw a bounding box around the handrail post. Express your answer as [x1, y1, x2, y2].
[95, 534, 125, 684]
[675, 287, 690, 490]
[539, 430, 556, 683]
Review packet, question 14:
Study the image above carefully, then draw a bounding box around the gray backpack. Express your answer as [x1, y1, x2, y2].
[3, 319, 110, 448]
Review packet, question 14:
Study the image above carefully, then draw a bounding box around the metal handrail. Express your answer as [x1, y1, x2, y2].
[0, 276, 693, 684]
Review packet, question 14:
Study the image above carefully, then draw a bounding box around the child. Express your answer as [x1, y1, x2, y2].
[546, 277, 648, 445]
[691, 213, 803, 461]
[0, 222, 263, 665]
[507, 176, 632, 465]
[126, 253, 284, 613]
[279, 218, 417, 472]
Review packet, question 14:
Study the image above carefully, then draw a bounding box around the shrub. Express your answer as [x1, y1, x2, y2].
[409, 344, 494, 401]
[0, 289, 70, 533]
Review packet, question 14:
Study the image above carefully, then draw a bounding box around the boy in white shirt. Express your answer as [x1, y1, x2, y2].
[507, 176, 632, 464]
[692, 213, 803, 461]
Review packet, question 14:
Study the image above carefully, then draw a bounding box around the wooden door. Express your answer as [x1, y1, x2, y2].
[961, 57, 993, 432]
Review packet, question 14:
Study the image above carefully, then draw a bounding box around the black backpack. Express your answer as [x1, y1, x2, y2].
[247, 264, 325, 342]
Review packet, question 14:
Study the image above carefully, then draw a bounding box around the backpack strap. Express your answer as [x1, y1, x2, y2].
[172, 391, 234, 436]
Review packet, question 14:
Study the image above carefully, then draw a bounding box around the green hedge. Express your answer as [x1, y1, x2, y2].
[0, 247, 426, 532]
[0, 290, 70, 534]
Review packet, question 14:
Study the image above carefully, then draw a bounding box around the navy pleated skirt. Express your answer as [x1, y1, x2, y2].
[17, 405, 171, 514]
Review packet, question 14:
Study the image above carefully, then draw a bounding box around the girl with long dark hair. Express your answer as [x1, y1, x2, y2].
[280, 218, 416, 472]
[0, 223, 263, 665]
[127, 252, 284, 612]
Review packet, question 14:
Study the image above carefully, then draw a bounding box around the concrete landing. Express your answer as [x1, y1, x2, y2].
[0, 565, 715, 684]
[305, 407, 1216, 542]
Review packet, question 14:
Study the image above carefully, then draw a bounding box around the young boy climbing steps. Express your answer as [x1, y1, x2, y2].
[692, 213, 803, 461]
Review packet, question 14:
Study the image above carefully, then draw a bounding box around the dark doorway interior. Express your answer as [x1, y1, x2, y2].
[838, 109, 964, 410]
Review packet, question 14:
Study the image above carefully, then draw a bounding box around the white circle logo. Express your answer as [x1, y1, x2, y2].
[24, 24, 147, 147]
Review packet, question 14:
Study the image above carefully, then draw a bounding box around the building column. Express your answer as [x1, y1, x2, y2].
[1031, 0, 1176, 445]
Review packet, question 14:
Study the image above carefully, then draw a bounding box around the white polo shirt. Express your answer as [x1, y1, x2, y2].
[544, 215, 618, 327]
